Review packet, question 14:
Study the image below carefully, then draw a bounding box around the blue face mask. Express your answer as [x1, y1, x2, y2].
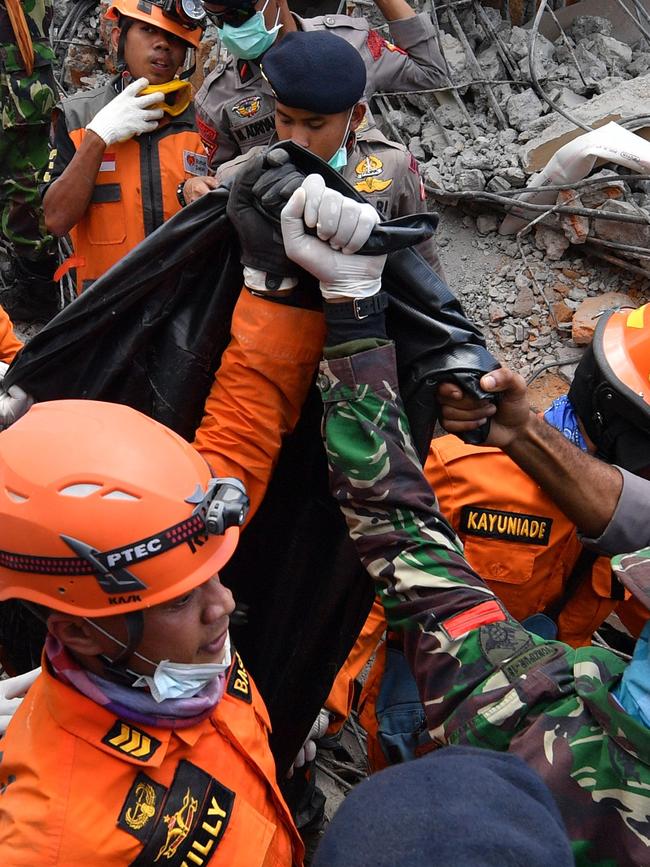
[327, 110, 354, 173]
[218, 0, 281, 61]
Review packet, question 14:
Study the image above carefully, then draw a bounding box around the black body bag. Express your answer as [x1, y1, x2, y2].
[3, 153, 497, 774]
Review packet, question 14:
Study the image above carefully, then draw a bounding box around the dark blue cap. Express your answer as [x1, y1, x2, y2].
[313, 746, 573, 867]
[261, 31, 367, 114]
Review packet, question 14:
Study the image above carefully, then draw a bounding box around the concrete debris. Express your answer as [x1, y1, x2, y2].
[535, 225, 571, 261]
[571, 292, 636, 344]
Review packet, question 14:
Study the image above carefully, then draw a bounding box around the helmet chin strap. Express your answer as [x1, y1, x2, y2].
[84, 611, 146, 685]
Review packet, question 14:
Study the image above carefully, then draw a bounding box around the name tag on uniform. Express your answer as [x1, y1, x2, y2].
[183, 150, 208, 176]
[460, 506, 553, 545]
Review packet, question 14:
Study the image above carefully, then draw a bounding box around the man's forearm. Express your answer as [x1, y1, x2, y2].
[43, 131, 106, 236]
[503, 413, 622, 538]
[374, 0, 415, 20]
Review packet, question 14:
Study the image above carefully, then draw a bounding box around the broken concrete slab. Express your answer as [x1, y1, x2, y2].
[593, 199, 650, 250]
[520, 73, 650, 173]
[572, 291, 635, 345]
[535, 1, 650, 46]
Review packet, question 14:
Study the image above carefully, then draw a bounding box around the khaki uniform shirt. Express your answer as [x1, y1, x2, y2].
[195, 12, 447, 169]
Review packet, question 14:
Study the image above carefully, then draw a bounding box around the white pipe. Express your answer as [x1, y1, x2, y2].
[500, 122, 650, 235]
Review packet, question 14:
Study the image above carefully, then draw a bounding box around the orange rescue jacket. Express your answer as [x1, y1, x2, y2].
[192, 290, 326, 522]
[425, 435, 623, 646]
[0, 304, 22, 363]
[53, 81, 207, 292]
[0, 653, 303, 866]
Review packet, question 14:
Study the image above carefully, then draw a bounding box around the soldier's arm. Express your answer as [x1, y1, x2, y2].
[42, 109, 106, 237]
[193, 291, 325, 521]
[438, 368, 624, 541]
[367, 8, 448, 93]
[321, 339, 571, 744]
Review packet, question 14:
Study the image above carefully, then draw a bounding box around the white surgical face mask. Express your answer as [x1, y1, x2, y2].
[85, 618, 232, 703]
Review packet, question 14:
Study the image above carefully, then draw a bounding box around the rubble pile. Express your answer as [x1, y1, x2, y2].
[47, 3, 650, 396]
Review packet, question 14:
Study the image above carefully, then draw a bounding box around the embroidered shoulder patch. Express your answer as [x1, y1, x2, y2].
[129, 760, 235, 867]
[118, 772, 168, 843]
[501, 644, 561, 682]
[479, 621, 534, 668]
[226, 651, 252, 703]
[367, 29, 386, 60]
[441, 599, 506, 640]
[102, 720, 161, 762]
[460, 506, 553, 546]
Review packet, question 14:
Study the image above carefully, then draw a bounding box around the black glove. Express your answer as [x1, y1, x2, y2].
[251, 147, 305, 221]
[226, 148, 298, 292]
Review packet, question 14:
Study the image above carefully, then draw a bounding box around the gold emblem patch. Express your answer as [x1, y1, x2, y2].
[232, 95, 261, 118]
[126, 781, 158, 831]
[354, 155, 393, 194]
[118, 772, 167, 844]
[155, 787, 199, 861]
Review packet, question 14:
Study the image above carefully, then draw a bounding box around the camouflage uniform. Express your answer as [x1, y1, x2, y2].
[195, 13, 447, 170]
[0, 0, 57, 260]
[318, 340, 650, 867]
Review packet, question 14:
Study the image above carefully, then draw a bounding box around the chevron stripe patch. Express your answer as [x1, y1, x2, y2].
[102, 720, 161, 762]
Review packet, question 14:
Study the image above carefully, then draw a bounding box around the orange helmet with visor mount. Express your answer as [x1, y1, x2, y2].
[0, 400, 248, 618]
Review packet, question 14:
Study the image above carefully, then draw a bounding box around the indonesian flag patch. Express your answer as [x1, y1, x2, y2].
[99, 152, 116, 172]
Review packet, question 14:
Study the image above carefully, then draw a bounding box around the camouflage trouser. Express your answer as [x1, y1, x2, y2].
[0, 45, 57, 261]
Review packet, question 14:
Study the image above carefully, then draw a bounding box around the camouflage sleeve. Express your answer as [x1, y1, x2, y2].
[367, 13, 448, 94]
[320, 343, 576, 746]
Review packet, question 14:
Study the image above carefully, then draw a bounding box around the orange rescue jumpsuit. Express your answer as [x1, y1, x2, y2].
[356, 434, 627, 770]
[0, 305, 22, 362]
[0, 291, 325, 864]
[0, 654, 303, 866]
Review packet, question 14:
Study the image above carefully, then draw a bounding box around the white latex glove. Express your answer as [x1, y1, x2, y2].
[86, 77, 164, 146]
[0, 383, 33, 430]
[280, 174, 386, 301]
[287, 708, 331, 778]
[0, 667, 41, 735]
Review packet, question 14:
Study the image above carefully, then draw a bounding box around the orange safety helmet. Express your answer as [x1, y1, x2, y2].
[0, 400, 248, 617]
[569, 303, 650, 473]
[105, 0, 205, 49]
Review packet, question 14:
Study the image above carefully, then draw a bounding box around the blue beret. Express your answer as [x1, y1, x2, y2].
[261, 31, 366, 114]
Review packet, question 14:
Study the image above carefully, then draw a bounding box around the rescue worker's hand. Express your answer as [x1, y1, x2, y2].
[182, 175, 220, 204]
[227, 149, 298, 293]
[0, 667, 40, 735]
[0, 382, 33, 430]
[281, 175, 385, 300]
[251, 148, 304, 217]
[438, 366, 532, 449]
[86, 77, 164, 146]
[286, 708, 330, 778]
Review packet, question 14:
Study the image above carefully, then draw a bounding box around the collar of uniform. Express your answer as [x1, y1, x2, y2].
[573, 647, 650, 764]
[41, 660, 172, 767]
[236, 58, 262, 86]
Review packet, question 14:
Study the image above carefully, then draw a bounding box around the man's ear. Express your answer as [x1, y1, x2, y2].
[350, 102, 366, 133]
[110, 23, 121, 54]
[47, 613, 105, 658]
